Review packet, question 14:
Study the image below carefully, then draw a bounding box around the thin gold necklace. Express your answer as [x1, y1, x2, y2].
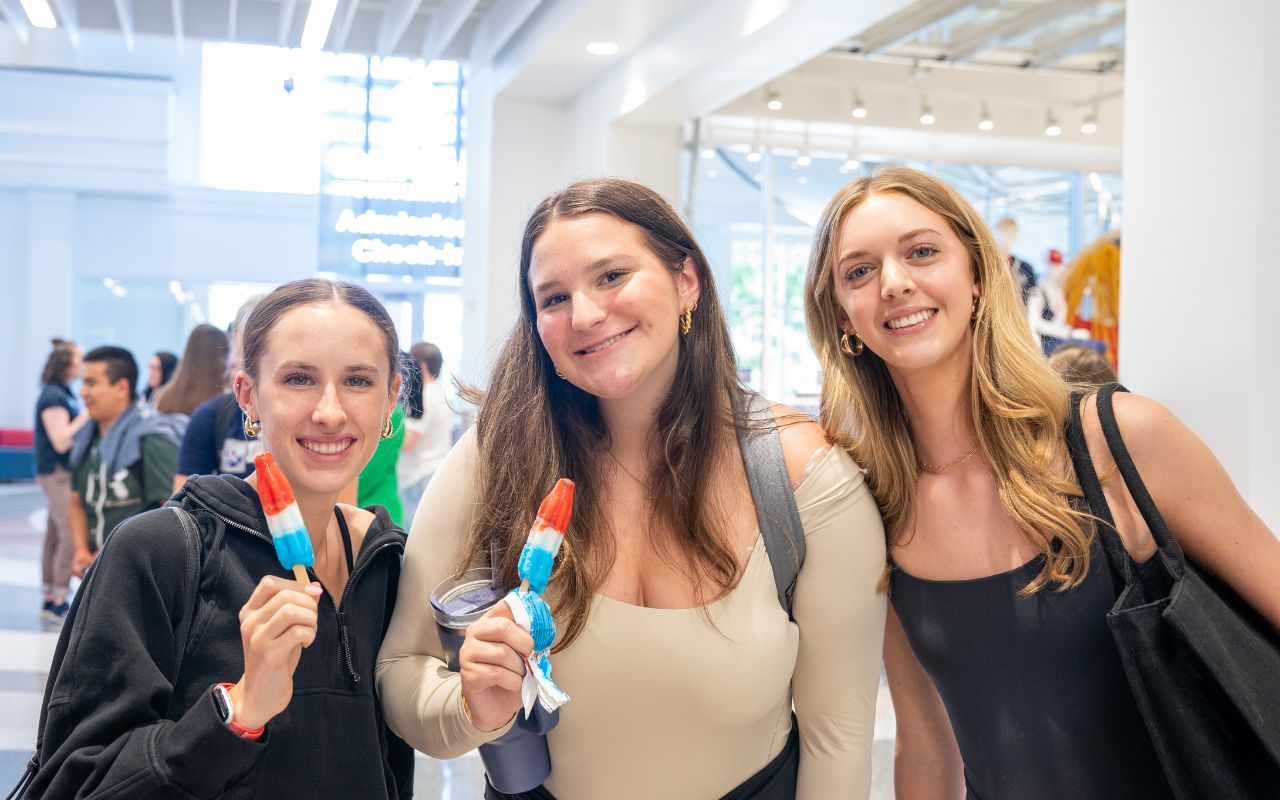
[606, 449, 653, 500]
[917, 446, 978, 474]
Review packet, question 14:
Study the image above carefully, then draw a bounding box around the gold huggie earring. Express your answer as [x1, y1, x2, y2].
[243, 417, 261, 438]
[380, 417, 394, 439]
[971, 297, 980, 321]
[840, 331, 864, 358]
[555, 367, 566, 380]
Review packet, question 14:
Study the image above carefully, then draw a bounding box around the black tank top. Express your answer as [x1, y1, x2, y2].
[890, 539, 1173, 799]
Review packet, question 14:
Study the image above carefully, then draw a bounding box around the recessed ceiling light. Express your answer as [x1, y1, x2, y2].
[700, 147, 716, 159]
[766, 91, 783, 111]
[586, 41, 619, 55]
[795, 154, 812, 167]
[746, 150, 762, 163]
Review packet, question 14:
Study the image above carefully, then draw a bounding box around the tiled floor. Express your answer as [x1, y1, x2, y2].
[0, 483, 895, 798]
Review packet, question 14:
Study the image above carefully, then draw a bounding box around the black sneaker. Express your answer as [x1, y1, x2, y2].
[41, 601, 70, 625]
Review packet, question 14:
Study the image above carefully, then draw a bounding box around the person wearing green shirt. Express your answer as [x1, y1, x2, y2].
[358, 403, 404, 525]
[69, 346, 185, 576]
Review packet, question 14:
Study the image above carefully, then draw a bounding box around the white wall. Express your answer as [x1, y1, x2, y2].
[1121, 0, 1279, 528]
[0, 48, 318, 428]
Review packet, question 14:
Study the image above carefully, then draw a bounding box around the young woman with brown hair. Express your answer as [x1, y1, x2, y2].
[153, 323, 230, 416]
[27, 280, 412, 798]
[803, 167, 1280, 798]
[378, 178, 887, 800]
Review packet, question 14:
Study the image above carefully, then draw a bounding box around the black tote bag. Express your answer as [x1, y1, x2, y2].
[1065, 383, 1280, 798]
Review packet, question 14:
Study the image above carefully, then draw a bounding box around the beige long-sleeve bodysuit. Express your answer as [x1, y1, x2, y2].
[376, 429, 887, 799]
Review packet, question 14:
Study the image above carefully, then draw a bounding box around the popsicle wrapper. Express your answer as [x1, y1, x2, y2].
[254, 453, 315, 571]
[506, 477, 575, 714]
[503, 590, 570, 715]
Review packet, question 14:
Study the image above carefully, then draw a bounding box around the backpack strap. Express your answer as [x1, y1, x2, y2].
[734, 392, 806, 619]
[213, 392, 241, 456]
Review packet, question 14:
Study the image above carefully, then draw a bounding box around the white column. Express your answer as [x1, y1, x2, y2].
[1121, 0, 1280, 529]
[458, 72, 569, 385]
[19, 191, 77, 426]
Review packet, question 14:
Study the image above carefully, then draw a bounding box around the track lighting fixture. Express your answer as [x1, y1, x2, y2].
[1045, 109, 1061, 137]
[978, 101, 993, 131]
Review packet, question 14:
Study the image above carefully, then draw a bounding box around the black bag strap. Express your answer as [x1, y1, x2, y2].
[1065, 389, 1135, 585]
[734, 392, 806, 619]
[8, 506, 204, 799]
[1093, 383, 1187, 581]
[213, 391, 241, 452]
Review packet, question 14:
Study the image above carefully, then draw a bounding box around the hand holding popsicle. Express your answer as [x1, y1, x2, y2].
[460, 479, 575, 728]
[230, 574, 323, 731]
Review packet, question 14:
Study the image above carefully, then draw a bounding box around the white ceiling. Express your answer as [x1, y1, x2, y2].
[0, 0, 503, 60]
[705, 0, 1126, 169]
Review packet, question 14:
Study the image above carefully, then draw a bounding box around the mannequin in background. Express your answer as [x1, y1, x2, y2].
[1027, 248, 1090, 355]
[994, 217, 1038, 307]
[1064, 231, 1122, 369]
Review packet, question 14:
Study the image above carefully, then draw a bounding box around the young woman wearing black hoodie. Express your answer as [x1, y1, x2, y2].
[26, 279, 413, 799]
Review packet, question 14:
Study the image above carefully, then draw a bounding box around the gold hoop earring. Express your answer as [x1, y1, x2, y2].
[680, 302, 696, 336]
[243, 416, 262, 438]
[840, 331, 864, 358]
[380, 417, 394, 439]
[555, 367, 566, 380]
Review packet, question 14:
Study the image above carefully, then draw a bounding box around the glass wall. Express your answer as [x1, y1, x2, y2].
[687, 147, 1122, 407]
[110, 43, 472, 383]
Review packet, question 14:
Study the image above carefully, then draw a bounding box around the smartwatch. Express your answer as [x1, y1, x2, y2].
[212, 683, 265, 740]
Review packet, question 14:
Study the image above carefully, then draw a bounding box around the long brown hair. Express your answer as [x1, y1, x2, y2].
[462, 178, 744, 650]
[153, 324, 230, 416]
[803, 167, 1093, 594]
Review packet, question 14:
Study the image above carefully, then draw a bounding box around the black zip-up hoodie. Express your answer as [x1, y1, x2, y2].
[28, 474, 413, 799]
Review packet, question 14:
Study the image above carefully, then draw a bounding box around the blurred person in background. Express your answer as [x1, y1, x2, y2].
[142, 350, 178, 405]
[153, 323, 229, 417]
[174, 299, 264, 490]
[994, 216, 1038, 307]
[34, 338, 91, 623]
[359, 400, 404, 527]
[69, 346, 185, 577]
[397, 341, 452, 528]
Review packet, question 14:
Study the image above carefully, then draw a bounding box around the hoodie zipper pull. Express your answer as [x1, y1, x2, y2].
[335, 610, 361, 684]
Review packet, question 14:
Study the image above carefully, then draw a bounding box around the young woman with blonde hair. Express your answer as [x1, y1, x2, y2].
[379, 177, 887, 800]
[803, 167, 1280, 798]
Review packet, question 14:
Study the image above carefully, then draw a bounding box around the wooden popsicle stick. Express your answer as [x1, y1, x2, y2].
[292, 564, 309, 585]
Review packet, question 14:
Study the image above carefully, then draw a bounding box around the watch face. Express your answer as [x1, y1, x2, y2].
[212, 685, 233, 724]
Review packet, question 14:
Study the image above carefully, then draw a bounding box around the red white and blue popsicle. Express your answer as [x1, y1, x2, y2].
[504, 478, 575, 713]
[517, 478, 574, 596]
[254, 452, 314, 585]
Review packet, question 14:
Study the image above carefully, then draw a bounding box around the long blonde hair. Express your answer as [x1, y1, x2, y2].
[803, 167, 1092, 593]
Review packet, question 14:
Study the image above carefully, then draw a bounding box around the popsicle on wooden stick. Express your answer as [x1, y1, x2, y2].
[254, 452, 314, 586]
